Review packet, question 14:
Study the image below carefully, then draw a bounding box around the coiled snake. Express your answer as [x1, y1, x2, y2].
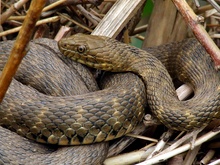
[0, 34, 220, 164]
[58, 33, 220, 131]
[0, 38, 145, 164]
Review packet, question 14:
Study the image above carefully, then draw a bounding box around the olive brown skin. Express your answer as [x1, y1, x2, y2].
[58, 33, 220, 131]
[1, 34, 220, 164]
[0, 39, 146, 146]
[0, 38, 146, 164]
[0, 38, 111, 164]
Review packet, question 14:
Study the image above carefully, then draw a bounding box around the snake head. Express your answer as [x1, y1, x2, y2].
[58, 33, 130, 72]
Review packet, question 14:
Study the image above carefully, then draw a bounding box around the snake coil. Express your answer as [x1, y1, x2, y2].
[59, 34, 220, 131]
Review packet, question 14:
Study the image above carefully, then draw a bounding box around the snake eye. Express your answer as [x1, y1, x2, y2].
[77, 45, 86, 53]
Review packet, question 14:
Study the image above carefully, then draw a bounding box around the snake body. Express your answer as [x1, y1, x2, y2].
[0, 39, 146, 145]
[0, 39, 113, 164]
[0, 39, 147, 164]
[1, 34, 220, 164]
[59, 33, 220, 131]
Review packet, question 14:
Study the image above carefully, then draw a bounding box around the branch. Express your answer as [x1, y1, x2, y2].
[172, 0, 220, 69]
[0, 0, 29, 25]
[0, 0, 47, 102]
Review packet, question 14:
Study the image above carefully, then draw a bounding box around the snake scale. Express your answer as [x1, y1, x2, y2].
[0, 38, 145, 164]
[0, 34, 220, 164]
[59, 33, 220, 131]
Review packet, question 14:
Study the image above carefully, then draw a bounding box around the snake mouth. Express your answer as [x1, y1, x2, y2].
[60, 48, 114, 71]
[58, 43, 115, 71]
[77, 57, 115, 71]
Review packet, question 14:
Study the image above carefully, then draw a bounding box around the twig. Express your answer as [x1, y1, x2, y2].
[0, 26, 7, 41]
[193, 0, 200, 7]
[208, 159, 220, 165]
[196, 4, 213, 14]
[47, 0, 103, 6]
[200, 150, 215, 164]
[104, 150, 147, 165]
[42, 0, 67, 12]
[135, 34, 145, 41]
[1, 1, 22, 16]
[147, 130, 174, 159]
[0, 16, 59, 37]
[136, 127, 220, 165]
[182, 145, 201, 165]
[76, 5, 101, 26]
[126, 133, 158, 143]
[205, 8, 218, 18]
[0, 0, 46, 102]
[43, 0, 103, 13]
[55, 26, 71, 41]
[133, 24, 148, 35]
[57, 12, 93, 32]
[176, 84, 193, 100]
[207, 0, 220, 12]
[8, 15, 26, 21]
[172, 0, 220, 69]
[0, 0, 29, 24]
[160, 130, 198, 154]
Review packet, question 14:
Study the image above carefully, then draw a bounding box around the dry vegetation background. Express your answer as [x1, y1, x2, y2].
[1, 0, 220, 164]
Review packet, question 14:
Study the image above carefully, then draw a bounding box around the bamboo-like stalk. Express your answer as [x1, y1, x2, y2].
[92, 0, 146, 38]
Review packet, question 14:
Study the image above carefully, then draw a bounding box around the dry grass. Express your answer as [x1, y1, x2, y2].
[1, 0, 220, 165]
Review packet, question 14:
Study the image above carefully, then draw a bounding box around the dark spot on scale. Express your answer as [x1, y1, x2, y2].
[129, 47, 140, 55]
[77, 135, 85, 143]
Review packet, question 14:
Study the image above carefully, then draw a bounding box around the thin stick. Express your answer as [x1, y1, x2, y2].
[57, 12, 93, 32]
[0, 0, 46, 102]
[76, 5, 100, 26]
[42, 0, 66, 12]
[172, 0, 220, 69]
[207, 0, 220, 12]
[0, 0, 29, 24]
[0, 16, 59, 37]
[183, 145, 201, 165]
[136, 127, 220, 165]
[126, 133, 158, 143]
[200, 150, 215, 164]
[133, 24, 148, 35]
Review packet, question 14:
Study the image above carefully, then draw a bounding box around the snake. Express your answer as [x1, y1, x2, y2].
[58, 33, 220, 131]
[0, 38, 146, 164]
[1, 34, 220, 164]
